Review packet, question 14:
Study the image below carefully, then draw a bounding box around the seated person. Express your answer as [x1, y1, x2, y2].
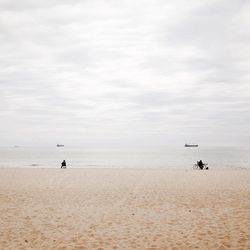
[61, 160, 66, 169]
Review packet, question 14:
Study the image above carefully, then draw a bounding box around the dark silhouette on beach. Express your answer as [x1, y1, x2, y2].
[61, 160, 66, 169]
[198, 160, 204, 170]
[196, 160, 209, 170]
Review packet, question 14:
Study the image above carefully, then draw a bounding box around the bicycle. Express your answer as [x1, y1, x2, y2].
[193, 163, 208, 170]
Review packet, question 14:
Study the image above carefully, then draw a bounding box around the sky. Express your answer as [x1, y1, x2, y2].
[0, 0, 250, 147]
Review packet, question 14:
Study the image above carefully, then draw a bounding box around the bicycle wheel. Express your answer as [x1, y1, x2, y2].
[193, 164, 199, 169]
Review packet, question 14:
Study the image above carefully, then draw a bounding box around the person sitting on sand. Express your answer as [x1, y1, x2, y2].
[61, 160, 66, 169]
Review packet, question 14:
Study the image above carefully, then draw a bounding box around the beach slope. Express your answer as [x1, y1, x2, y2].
[0, 169, 250, 249]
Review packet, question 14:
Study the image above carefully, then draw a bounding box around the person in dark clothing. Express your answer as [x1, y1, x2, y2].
[61, 160, 66, 169]
[198, 160, 204, 170]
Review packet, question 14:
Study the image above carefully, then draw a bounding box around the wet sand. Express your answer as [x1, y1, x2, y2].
[0, 169, 250, 249]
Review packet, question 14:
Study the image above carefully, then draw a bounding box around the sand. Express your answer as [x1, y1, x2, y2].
[0, 168, 249, 250]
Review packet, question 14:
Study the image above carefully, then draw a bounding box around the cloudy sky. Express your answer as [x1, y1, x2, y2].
[0, 0, 250, 147]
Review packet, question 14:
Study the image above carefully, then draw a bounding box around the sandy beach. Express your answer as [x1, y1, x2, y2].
[0, 169, 249, 249]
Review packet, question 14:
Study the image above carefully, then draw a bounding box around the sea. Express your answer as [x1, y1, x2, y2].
[0, 146, 249, 169]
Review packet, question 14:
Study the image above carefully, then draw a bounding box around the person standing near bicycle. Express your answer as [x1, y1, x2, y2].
[193, 160, 209, 170]
[198, 160, 204, 170]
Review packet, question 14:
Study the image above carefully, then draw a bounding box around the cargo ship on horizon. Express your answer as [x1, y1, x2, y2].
[185, 144, 198, 147]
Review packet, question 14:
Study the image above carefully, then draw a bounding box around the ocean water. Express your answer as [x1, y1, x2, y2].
[0, 146, 249, 169]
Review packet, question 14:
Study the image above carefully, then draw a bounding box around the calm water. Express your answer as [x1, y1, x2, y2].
[0, 146, 249, 169]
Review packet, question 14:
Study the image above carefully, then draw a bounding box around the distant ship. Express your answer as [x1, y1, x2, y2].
[56, 144, 64, 147]
[185, 144, 198, 147]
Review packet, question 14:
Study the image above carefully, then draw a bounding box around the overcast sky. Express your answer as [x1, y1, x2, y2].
[0, 0, 250, 147]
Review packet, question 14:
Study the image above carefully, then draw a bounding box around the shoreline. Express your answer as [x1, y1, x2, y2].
[0, 166, 249, 170]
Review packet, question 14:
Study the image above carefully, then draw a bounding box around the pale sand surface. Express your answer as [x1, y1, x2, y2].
[0, 169, 250, 250]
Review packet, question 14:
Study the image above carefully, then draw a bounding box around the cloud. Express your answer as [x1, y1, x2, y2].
[0, 0, 250, 146]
